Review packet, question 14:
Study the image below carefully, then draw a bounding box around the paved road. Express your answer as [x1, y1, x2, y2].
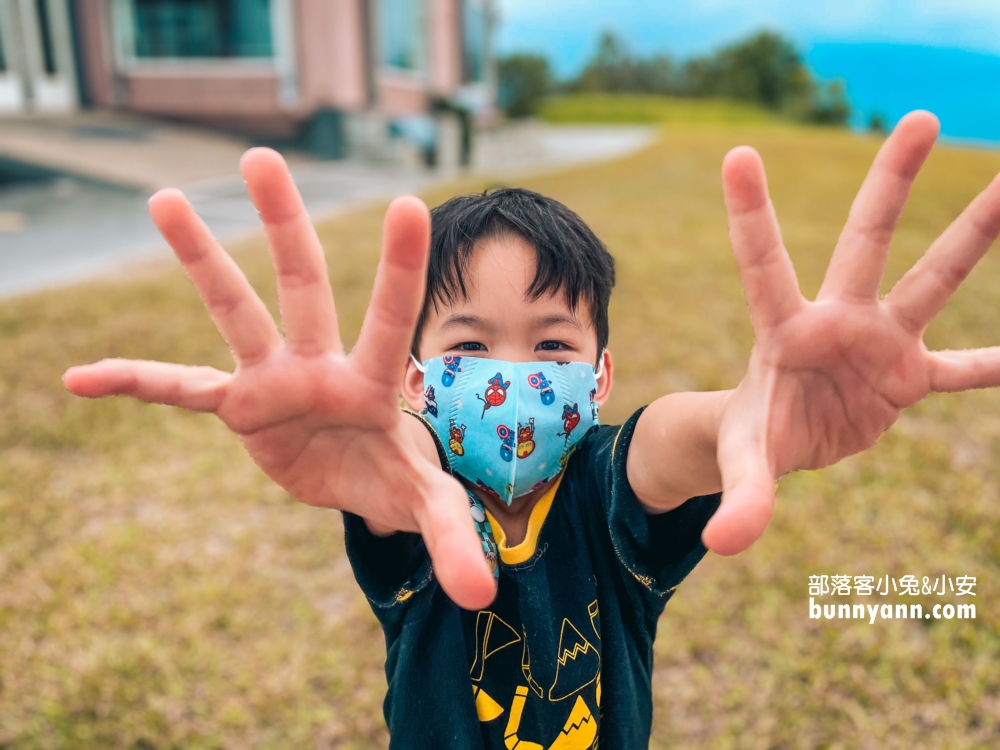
[0, 125, 655, 297]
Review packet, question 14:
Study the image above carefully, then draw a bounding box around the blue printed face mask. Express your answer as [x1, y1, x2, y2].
[411, 354, 603, 506]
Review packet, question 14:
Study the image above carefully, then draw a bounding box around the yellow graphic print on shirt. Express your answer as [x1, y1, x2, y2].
[549, 617, 600, 702]
[470, 610, 523, 722]
[521, 626, 544, 699]
[503, 688, 597, 750]
[471, 601, 602, 750]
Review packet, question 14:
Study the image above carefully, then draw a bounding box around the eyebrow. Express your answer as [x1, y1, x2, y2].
[438, 312, 584, 332]
[532, 314, 583, 330]
[439, 314, 491, 332]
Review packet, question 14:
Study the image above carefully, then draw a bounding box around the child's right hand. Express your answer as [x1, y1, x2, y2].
[62, 148, 497, 611]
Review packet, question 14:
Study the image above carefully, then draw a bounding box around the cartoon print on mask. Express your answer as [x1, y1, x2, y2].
[421, 356, 600, 504]
[588, 388, 598, 421]
[449, 419, 467, 456]
[531, 477, 550, 491]
[516, 418, 536, 459]
[423, 385, 438, 418]
[441, 356, 463, 387]
[527, 372, 555, 406]
[497, 425, 515, 463]
[477, 372, 511, 418]
[557, 403, 581, 443]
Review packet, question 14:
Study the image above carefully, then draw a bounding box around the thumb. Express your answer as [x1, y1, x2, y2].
[413, 470, 497, 610]
[703, 425, 776, 555]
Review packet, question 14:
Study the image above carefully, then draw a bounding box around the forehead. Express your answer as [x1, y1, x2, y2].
[436, 233, 589, 323]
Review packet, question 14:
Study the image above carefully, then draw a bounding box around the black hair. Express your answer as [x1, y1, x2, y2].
[413, 187, 616, 359]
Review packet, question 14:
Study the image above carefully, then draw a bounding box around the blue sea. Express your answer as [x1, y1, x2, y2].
[804, 42, 1000, 146]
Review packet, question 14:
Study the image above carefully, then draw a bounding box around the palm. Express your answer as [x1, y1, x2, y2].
[751, 296, 929, 472]
[63, 149, 495, 610]
[217, 353, 400, 498]
[707, 111, 1000, 555]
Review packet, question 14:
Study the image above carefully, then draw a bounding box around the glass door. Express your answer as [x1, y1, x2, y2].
[0, 0, 77, 115]
[20, 0, 77, 112]
[0, 0, 26, 112]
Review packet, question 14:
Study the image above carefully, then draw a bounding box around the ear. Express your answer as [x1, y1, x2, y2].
[594, 349, 613, 406]
[402, 355, 426, 411]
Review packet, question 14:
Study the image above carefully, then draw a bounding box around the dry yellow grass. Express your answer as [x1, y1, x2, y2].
[1, 122, 999, 748]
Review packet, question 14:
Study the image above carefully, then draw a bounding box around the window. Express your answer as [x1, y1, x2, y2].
[379, 0, 425, 71]
[461, 0, 487, 82]
[131, 0, 273, 58]
[35, 0, 58, 74]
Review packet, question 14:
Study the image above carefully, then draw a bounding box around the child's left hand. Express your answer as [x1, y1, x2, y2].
[706, 110, 1000, 555]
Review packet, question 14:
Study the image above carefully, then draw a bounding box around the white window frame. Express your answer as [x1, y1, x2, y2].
[461, 0, 489, 84]
[374, 0, 428, 80]
[0, 0, 78, 113]
[0, 1, 27, 112]
[110, 0, 297, 105]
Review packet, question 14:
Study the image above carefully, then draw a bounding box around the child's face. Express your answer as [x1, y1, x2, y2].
[402, 233, 613, 412]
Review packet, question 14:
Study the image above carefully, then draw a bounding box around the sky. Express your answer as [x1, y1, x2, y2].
[493, 0, 1000, 142]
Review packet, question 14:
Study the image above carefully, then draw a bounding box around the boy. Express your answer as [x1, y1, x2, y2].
[64, 111, 1000, 747]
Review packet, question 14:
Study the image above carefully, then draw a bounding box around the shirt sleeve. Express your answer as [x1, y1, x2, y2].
[341, 411, 444, 619]
[342, 512, 433, 612]
[581, 405, 721, 614]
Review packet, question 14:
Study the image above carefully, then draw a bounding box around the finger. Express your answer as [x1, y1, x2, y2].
[241, 148, 341, 355]
[413, 471, 497, 611]
[149, 189, 282, 365]
[886, 172, 1000, 334]
[63, 359, 229, 412]
[703, 426, 775, 555]
[352, 196, 431, 387]
[818, 110, 940, 302]
[722, 146, 804, 331]
[930, 347, 1000, 392]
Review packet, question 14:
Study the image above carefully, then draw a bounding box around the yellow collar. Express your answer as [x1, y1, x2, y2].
[484, 473, 564, 565]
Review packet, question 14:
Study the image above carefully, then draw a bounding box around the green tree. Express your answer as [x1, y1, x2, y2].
[682, 31, 811, 109]
[801, 80, 851, 126]
[498, 54, 551, 118]
[869, 112, 889, 135]
[574, 31, 675, 94]
[562, 28, 852, 127]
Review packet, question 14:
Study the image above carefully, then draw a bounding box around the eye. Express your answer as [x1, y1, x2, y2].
[457, 341, 487, 352]
[536, 340, 567, 352]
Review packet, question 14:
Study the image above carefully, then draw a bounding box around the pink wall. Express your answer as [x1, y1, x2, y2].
[125, 68, 284, 117]
[374, 0, 463, 115]
[428, 0, 461, 95]
[376, 72, 431, 116]
[296, 0, 369, 111]
[73, 0, 115, 106]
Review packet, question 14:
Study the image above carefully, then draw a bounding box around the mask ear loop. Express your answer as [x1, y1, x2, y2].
[594, 349, 606, 380]
[409, 352, 428, 373]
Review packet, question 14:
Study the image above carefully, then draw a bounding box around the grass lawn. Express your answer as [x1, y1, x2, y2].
[2, 120, 999, 748]
[541, 92, 776, 125]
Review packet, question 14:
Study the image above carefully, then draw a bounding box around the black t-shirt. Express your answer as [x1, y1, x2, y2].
[342, 406, 721, 749]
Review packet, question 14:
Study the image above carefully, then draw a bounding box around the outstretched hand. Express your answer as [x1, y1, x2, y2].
[63, 148, 496, 610]
[706, 111, 1000, 555]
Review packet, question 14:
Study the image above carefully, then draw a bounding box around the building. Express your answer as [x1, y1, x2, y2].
[0, 0, 495, 160]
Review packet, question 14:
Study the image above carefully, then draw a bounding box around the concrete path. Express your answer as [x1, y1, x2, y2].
[0, 116, 656, 297]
